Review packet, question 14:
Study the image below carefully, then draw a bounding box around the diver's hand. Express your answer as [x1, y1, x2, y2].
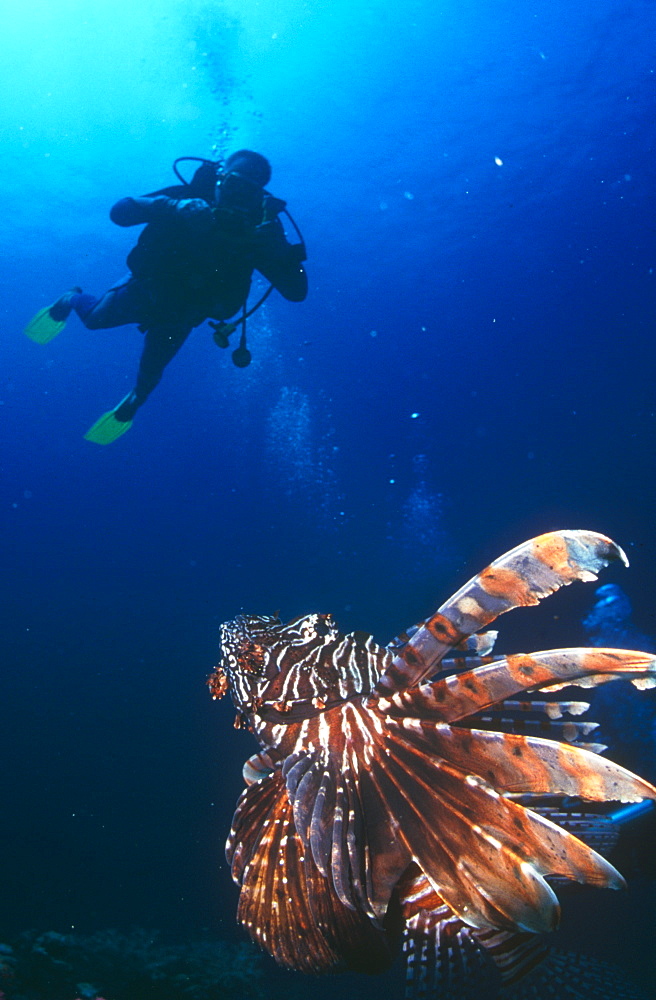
[287, 242, 307, 263]
[253, 220, 306, 263]
[110, 195, 213, 230]
[110, 196, 153, 226]
[175, 198, 214, 231]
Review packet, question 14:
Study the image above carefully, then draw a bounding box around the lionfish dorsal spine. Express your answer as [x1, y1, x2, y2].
[375, 530, 627, 695]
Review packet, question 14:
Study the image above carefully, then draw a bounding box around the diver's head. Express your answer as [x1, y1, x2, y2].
[223, 150, 272, 187]
[214, 151, 271, 226]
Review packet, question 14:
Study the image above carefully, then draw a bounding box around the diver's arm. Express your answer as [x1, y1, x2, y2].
[252, 219, 308, 301]
[110, 195, 214, 230]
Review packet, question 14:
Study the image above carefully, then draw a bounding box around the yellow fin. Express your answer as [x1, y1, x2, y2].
[24, 306, 66, 344]
[84, 409, 133, 445]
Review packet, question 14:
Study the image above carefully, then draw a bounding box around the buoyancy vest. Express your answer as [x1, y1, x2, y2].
[126, 189, 286, 287]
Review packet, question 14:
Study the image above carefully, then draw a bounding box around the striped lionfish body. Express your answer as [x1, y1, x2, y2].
[208, 530, 656, 992]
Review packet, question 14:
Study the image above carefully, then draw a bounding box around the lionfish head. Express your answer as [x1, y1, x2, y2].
[209, 611, 341, 720]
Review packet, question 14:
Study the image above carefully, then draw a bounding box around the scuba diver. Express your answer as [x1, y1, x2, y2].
[24, 150, 308, 444]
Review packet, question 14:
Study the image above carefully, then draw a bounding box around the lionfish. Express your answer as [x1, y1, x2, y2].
[208, 531, 656, 997]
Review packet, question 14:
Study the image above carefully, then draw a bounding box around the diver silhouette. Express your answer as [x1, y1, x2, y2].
[25, 150, 307, 443]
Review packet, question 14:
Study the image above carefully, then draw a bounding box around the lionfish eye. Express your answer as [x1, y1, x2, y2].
[314, 613, 335, 636]
[294, 612, 334, 642]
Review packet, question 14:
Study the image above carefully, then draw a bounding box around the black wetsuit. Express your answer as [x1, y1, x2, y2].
[69, 169, 307, 418]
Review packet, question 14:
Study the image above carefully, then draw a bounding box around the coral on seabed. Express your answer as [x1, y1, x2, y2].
[0, 929, 267, 1000]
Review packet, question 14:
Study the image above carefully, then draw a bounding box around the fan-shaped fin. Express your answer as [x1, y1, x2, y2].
[291, 755, 325, 847]
[372, 731, 625, 928]
[329, 764, 353, 908]
[341, 757, 375, 912]
[228, 768, 395, 973]
[279, 692, 641, 935]
[472, 713, 600, 744]
[383, 721, 656, 803]
[360, 739, 560, 931]
[309, 761, 337, 876]
[227, 767, 282, 884]
[282, 749, 318, 796]
[531, 804, 621, 862]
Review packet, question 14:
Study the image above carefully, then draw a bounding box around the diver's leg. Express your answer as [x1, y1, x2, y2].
[114, 324, 193, 421]
[48, 287, 82, 320]
[70, 277, 153, 331]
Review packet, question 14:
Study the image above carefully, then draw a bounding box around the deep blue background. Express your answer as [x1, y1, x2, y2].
[1, 1, 655, 995]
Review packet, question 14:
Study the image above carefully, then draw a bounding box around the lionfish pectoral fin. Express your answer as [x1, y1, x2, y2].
[309, 763, 338, 878]
[361, 734, 560, 932]
[399, 723, 656, 803]
[281, 749, 353, 894]
[280, 708, 414, 922]
[517, 804, 626, 889]
[373, 716, 633, 927]
[377, 530, 627, 694]
[229, 767, 395, 974]
[410, 721, 634, 893]
[531, 805, 622, 863]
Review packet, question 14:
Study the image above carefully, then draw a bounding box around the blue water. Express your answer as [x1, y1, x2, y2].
[1, 1, 655, 996]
